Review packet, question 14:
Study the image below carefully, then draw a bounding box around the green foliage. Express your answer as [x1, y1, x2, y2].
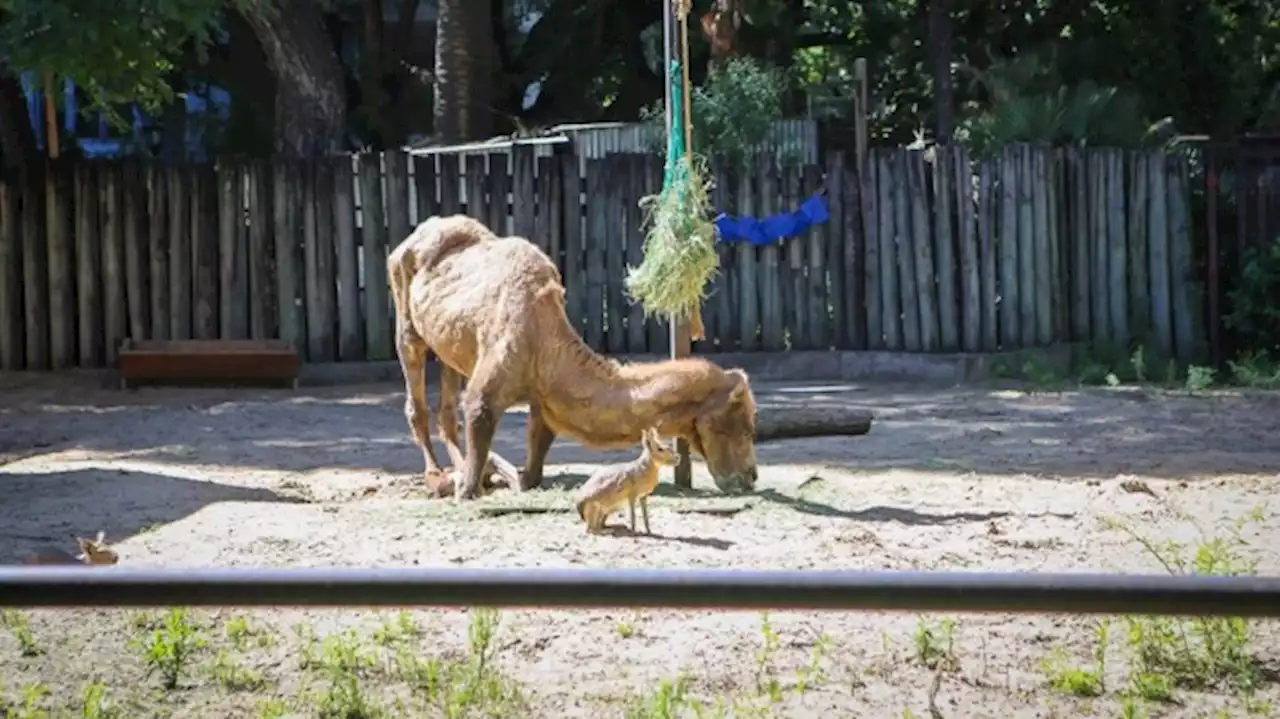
[132, 608, 206, 690]
[0, 0, 253, 125]
[642, 57, 789, 171]
[1225, 239, 1280, 356]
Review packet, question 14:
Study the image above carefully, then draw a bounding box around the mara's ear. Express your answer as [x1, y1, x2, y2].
[726, 368, 750, 402]
[74, 536, 92, 552]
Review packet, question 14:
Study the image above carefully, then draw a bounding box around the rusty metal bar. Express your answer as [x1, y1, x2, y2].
[1, 568, 1279, 617]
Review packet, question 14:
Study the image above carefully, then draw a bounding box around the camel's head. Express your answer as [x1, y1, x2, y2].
[689, 368, 758, 493]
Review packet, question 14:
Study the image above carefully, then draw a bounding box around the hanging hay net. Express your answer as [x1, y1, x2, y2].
[624, 56, 719, 337]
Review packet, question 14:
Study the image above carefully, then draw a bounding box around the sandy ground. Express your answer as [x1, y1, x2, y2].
[1, 372, 1279, 718]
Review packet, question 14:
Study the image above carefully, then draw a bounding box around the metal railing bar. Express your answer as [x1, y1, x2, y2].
[1, 568, 1278, 616]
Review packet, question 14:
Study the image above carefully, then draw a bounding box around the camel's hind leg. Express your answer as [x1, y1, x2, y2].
[395, 321, 445, 482]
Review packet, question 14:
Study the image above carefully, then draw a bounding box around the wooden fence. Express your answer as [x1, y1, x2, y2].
[0, 143, 1204, 372]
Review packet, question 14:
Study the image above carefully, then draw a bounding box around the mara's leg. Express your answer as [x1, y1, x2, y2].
[455, 357, 513, 501]
[395, 320, 444, 479]
[640, 497, 651, 535]
[521, 402, 557, 491]
[627, 498, 637, 533]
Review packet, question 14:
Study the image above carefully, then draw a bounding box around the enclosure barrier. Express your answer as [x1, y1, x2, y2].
[1, 568, 1278, 617]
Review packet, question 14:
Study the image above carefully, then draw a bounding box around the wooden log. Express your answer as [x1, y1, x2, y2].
[755, 405, 873, 441]
[511, 146, 537, 239]
[1068, 149, 1090, 342]
[644, 155, 669, 355]
[560, 153, 586, 338]
[624, 156, 649, 354]
[893, 150, 921, 351]
[805, 164, 829, 349]
[272, 159, 303, 351]
[954, 146, 981, 352]
[246, 160, 276, 340]
[604, 155, 626, 355]
[758, 154, 784, 350]
[146, 163, 170, 341]
[121, 161, 150, 342]
[359, 153, 392, 361]
[333, 155, 363, 361]
[47, 161, 75, 368]
[735, 163, 760, 350]
[167, 165, 192, 340]
[584, 158, 607, 351]
[487, 153, 509, 235]
[1032, 146, 1053, 346]
[75, 162, 104, 366]
[1126, 150, 1150, 339]
[100, 162, 127, 363]
[908, 150, 938, 351]
[875, 149, 900, 349]
[0, 180, 22, 370]
[976, 159, 998, 351]
[933, 147, 959, 351]
[997, 146, 1019, 349]
[1016, 145, 1036, 348]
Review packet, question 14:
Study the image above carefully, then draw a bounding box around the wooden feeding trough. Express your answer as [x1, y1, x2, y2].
[118, 339, 301, 389]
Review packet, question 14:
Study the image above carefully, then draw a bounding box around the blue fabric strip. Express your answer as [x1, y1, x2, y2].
[713, 193, 831, 246]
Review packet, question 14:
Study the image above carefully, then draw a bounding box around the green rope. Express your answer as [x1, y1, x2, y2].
[664, 59, 687, 190]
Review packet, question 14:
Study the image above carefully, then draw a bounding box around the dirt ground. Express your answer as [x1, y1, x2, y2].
[1, 371, 1279, 718]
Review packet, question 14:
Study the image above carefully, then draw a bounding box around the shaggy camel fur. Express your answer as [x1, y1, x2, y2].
[21, 532, 119, 566]
[576, 428, 678, 535]
[387, 214, 759, 501]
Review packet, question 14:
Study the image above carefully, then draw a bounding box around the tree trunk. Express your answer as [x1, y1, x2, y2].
[0, 68, 39, 176]
[240, 0, 348, 157]
[434, 0, 494, 143]
[929, 0, 955, 144]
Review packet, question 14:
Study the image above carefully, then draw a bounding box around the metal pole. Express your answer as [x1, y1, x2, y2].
[663, 0, 693, 489]
[2, 568, 1280, 617]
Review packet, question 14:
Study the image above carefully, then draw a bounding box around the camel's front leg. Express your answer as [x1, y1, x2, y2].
[521, 402, 557, 491]
[456, 361, 511, 501]
[395, 325, 445, 480]
[437, 365, 516, 493]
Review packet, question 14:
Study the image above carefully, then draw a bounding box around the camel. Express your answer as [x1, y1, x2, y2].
[387, 214, 759, 501]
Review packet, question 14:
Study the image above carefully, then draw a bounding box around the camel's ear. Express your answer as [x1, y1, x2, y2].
[726, 368, 750, 402]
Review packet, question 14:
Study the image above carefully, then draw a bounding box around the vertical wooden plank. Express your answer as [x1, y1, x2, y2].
[438, 154, 462, 216]
[121, 161, 150, 341]
[843, 154, 865, 349]
[47, 161, 75, 368]
[487, 153, 510, 235]
[804, 163, 828, 349]
[1167, 155, 1197, 363]
[167, 166, 192, 339]
[875, 150, 900, 349]
[860, 153, 882, 349]
[1126, 151, 1150, 340]
[246, 160, 276, 339]
[954, 146, 981, 352]
[893, 151, 921, 352]
[560, 153, 586, 337]
[736, 162, 760, 351]
[100, 162, 127, 362]
[213, 161, 240, 338]
[333, 156, 363, 361]
[703, 161, 732, 352]
[908, 151, 938, 352]
[783, 164, 805, 347]
[0, 180, 22, 369]
[304, 160, 337, 361]
[75, 162, 104, 367]
[998, 146, 1020, 349]
[535, 157, 559, 263]
[273, 160, 303, 351]
[465, 156, 489, 225]
[977, 159, 998, 352]
[1106, 148, 1129, 346]
[413, 155, 438, 224]
[1090, 150, 1111, 346]
[584, 158, 608, 351]
[1048, 150, 1067, 341]
[512, 146, 537, 240]
[625, 156, 650, 354]
[145, 165, 169, 340]
[1068, 149, 1091, 342]
[1147, 152, 1173, 358]
[933, 149, 959, 351]
[1032, 145, 1053, 346]
[604, 155, 626, 355]
[824, 153, 848, 348]
[758, 155, 785, 350]
[20, 170, 48, 369]
[1016, 145, 1036, 348]
[645, 154, 669, 355]
[360, 153, 392, 361]
[385, 151, 412, 249]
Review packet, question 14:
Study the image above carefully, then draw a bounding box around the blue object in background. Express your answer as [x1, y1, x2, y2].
[713, 193, 830, 246]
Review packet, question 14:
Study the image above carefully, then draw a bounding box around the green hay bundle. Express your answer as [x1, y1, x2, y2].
[624, 153, 720, 324]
